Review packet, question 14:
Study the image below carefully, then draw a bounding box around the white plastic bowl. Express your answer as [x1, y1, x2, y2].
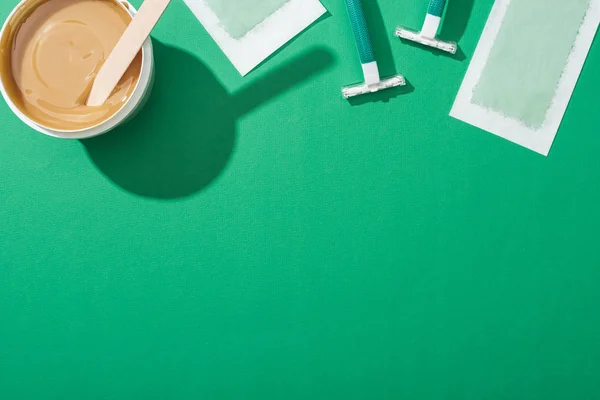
[0, 0, 154, 139]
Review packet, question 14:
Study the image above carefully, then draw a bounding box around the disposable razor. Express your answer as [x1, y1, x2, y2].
[395, 0, 457, 54]
[342, 0, 406, 99]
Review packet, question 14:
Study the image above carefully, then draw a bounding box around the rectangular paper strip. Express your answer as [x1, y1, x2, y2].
[450, 0, 600, 155]
[184, 0, 326, 75]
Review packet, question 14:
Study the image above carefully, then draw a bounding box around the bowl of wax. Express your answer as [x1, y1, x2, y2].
[0, 0, 154, 139]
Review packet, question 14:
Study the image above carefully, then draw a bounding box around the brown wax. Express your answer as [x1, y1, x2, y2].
[0, 0, 142, 131]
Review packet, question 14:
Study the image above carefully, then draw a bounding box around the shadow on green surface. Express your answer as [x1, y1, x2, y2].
[396, 0, 475, 61]
[441, 0, 475, 43]
[83, 41, 335, 200]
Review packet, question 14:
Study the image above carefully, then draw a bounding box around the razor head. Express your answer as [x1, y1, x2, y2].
[342, 75, 406, 99]
[395, 26, 457, 54]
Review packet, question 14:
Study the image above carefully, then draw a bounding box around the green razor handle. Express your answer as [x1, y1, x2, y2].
[344, 0, 376, 65]
[427, 0, 447, 18]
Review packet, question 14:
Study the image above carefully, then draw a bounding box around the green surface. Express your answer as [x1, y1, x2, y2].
[473, 0, 590, 127]
[206, 0, 289, 39]
[2, 0, 600, 398]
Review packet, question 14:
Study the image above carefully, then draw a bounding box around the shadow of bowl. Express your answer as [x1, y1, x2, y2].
[83, 42, 336, 200]
[83, 41, 236, 199]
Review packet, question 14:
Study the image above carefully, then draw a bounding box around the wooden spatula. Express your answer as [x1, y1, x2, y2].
[86, 0, 171, 107]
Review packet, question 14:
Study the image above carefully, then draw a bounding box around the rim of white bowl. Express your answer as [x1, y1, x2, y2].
[0, 0, 154, 139]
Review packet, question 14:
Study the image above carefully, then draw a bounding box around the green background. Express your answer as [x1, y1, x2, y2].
[2, 0, 600, 398]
